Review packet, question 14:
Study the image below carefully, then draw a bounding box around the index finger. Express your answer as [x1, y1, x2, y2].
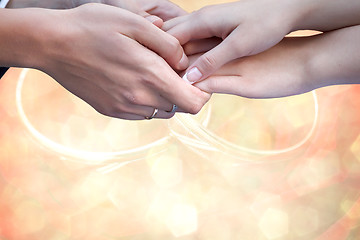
[132, 18, 189, 70]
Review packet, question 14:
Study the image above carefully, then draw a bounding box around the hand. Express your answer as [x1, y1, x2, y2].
[33, 4, 209, 120]
[132, 0, 187, 21]
[189, 36, 314, 98]
[191, 25, 360, 98]
[7, 0, 187, 27]
[72, 0, 187, 26]
[163, 0, 298, 83]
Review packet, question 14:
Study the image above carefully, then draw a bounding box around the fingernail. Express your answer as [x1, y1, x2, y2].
[185, 67, 202, 83]
[182, 72, 191, 84]
[178, 52, 189, 70]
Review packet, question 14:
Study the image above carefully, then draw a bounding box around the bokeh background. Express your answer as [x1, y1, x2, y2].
[1, 0, 360, 239]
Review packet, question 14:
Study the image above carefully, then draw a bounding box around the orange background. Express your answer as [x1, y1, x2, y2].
[1, 1, 360, 239]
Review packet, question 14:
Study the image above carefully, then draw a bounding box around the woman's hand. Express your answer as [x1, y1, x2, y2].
[191, 37, 311, 98]
[190, 25, 360, 99]
[28, 4, 209, 120]
[164, 0, 299, 83]
[164, 0, 360, 85]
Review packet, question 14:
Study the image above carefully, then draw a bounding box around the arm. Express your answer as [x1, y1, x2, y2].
[0, 5, 209, 120]
[192, 25, 360, 98]
[6, 0, 186, 26]
[163, 0, 360, 83]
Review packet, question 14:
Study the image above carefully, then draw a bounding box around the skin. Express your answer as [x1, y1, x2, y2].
[0, 2, 210, 120]
[6, 0, 187, 26]
[184, 25, 360, 98]
[164, 0, 360, 84]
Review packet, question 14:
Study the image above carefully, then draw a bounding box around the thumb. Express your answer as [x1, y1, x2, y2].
[182, 39, 237, 84]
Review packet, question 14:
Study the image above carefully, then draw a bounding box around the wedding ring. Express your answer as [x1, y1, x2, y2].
[167, 104, 178, 114]
[145, 108, 159, 120]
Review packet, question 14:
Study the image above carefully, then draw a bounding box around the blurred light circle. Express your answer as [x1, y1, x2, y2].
[16, 69, 171, 164]
[171, 91, 319, 162]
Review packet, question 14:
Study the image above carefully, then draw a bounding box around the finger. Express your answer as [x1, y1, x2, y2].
[158, 72, 211, 115]
[133, 20, 189, 70]
[141, 1, 188, 21]
[162, 15, 187, 31]
[132, 90, 176, 112]
[111, 113, 149, 121]
[184, 38, 222, 56]
[122, 104, 175, 120]
[194, 75, 243, 96]
[165, 17, 219, 45]
[182, 37, 239, 84]
[142, 13, 164, 28]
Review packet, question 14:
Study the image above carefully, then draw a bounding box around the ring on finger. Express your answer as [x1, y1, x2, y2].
[167, 104, 178, 114]
[145, 108, 159, 120]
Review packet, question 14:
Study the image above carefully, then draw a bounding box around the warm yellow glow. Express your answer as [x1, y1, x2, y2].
[13, 200, 46, 234]
[259, 208, 289, 239]
[165, 204, 198, 237]
[351, 135, 360, 163]
[0, 0, 359, 238]
[148, 146, 183, 188]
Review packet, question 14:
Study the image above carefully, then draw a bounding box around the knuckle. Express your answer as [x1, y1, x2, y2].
[188, 101, 203, 115]
[131, 18, 147, 35]
[200, 54, 217, 71]
[167, 37, 181, 53]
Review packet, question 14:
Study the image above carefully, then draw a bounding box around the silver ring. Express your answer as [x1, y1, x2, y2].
[167, 104, 178, 114]
[145, 108, 159, 120]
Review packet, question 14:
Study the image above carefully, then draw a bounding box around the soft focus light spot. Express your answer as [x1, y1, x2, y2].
[13, 200, 46, 234]
[292, 206, 319, 236]
[148, 146, 182, 188]
[60, 116, 91, 149]
[108, 175, 155, 216]
[341, 200, 360, 220]
[350, 135, 360, 162]
[165, 204, 198, 237]
[197, 216, 233, 240]
[259, 208, 289, 239]
[308, 152, 341, 183]
[103, 120, 140, 150]
[78, 173, 112, 206]
[148, 191, 182, 221]
[251, 192, 282, 217]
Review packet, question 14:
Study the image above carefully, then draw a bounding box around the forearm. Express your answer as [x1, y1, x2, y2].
[0, 8, 59, 69]
[6, 0, 74, 9]
[306, 25, 360, 89]
[289, 0, 360, 32]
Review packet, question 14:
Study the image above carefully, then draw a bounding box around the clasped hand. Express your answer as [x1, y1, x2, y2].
[27, 0, 359, 120]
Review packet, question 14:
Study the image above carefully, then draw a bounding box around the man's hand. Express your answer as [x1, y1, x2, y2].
[29, 4, 208, 120]
[7, 0, 186, 27]
[72, 0, 187, 27]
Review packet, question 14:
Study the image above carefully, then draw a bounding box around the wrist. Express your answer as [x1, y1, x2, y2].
[7, 0, 71, 9]
[0, 8, 65, 70]
[272, 0, 316, 33]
